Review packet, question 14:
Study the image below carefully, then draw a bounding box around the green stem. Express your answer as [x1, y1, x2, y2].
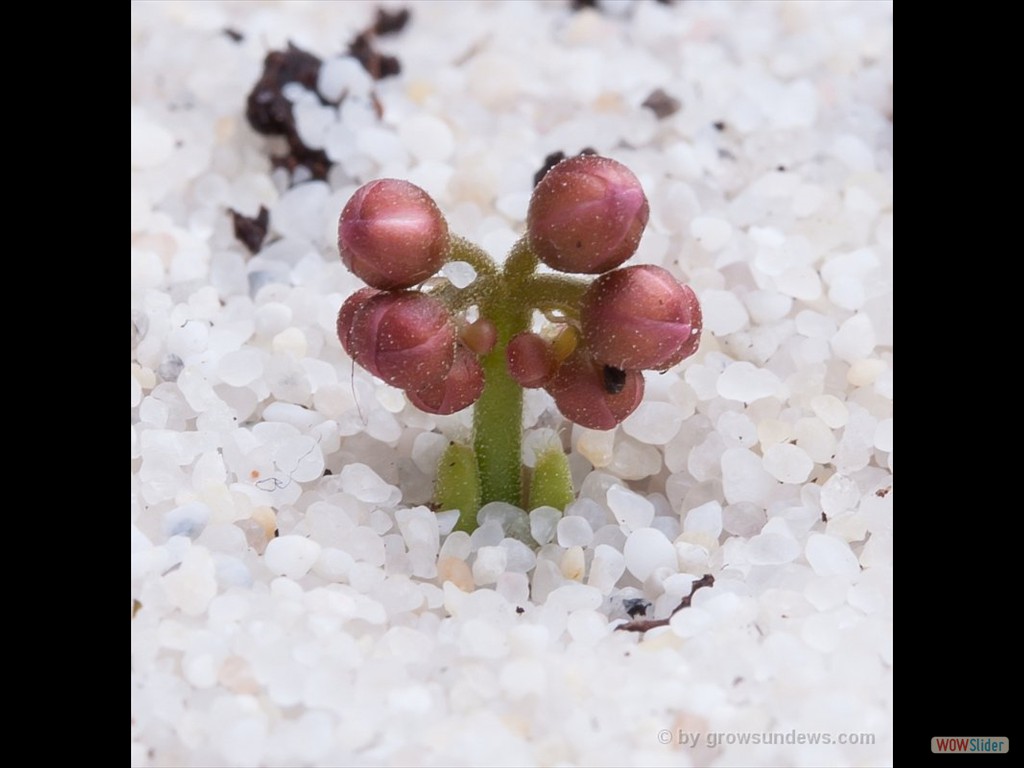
[473, 254, 531, 507]
[448, 235, 499, 279]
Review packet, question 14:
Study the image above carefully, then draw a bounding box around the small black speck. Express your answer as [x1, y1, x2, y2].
[713, 121, 726, 131]
[323, 468, 333, 476]
[223, 27, 244, 43]
[623, 598, 650, 618]
[273, 529, 280, 538]
[642, 88, 681, 119]
[515, 606, 525, 614]
[821, 511, 828, 523]
[777, 165, 787, 172]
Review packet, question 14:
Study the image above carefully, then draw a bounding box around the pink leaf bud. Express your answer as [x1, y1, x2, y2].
[580, 265, 702, 371]
[506, 331, 558, 388]
[527, 155, 649, 274]
[406, 345, 485, 415]
[544, 349, 644, 430]
[345, 290, 456, 390]
[338, 179, 449, 290]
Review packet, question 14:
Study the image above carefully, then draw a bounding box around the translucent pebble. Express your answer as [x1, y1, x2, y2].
[499, 657, 546, 698]
[458, 618, 508, 658]
[746, 532, 801, 565]
[411, 432, 448, 474]
[556, 516, 594, 548]
[874, 418, 893, 452]
[264, 535, 321, 579]
[339, 463, 399, 505]
[607, 438, 662, 480]
[820, 473, 860, 517]
[723, 502, 765, 537]
[567, 609, 607, 645]
[469, 520, 504, 550]
[472, 546, 507, 585]
[576, 428, 615, 467]
[339, 527, 385, 566]
[498, 538, 536, 573]
[273, 327, 308, 358]
[795, 310, 837, 339]
[716, 411, 757, 447]
[399, 113, 456, 162]
[437, 557, 473, 592]
[395, 506, 440, 557]
[440, 260, 477, 288]
[622, 401, 684, 445]
[683, 500, 723, 538]
[762, 443, 814, 483]
[774, 266, 821, 300]
[163, 502, 211, 539]
[546, 583, 602, 613]
[131, 373, 142, 408]
[717, 362, 782, 403]
[689, 216, 733, 251]
[131, 107, 174, 168]
[217, 349, 263, 387]
[560, 546, 585, 580]
[272, 182, 329, 243]
[721, 448, 775, 504]
[439, 531, 472, 561]
[623, 527, 677, 581]
[478, 502, 528, 535]
[805, 533, 860, 579]
[529, 506, 561, 546]
[161, 546, 217, 615]
[607, 484, 655, 532]
[744, 290, 792, 323]
[587, 544, 625, 594]
[254, 302, 292, 338]
[701, 289, 749, 335]
[831, 313, 876, 362]
[810, 394, 848, 428]
[176, 367, 221, 412]
[274, 436, 324, 482]
[318, 56, 373, 102]
[794, 417, 837, 463]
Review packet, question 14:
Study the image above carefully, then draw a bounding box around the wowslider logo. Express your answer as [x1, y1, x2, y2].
[931, 737, 1009, 754]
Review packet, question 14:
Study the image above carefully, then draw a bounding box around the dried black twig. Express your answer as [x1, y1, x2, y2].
[615, 574, 715, 634]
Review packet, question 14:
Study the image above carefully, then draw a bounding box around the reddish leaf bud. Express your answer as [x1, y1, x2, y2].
[346, 291, 456, 390]
[406, 345, 485, 415]
[527, 155, 649, 274]
[507, 331, 558, 388]
[580, 265, 702, 371]
[544, 349, 644, 430]
[338, 179, 449, 290]
[459, 317, 498, 356]
[336, 287, 380, 357]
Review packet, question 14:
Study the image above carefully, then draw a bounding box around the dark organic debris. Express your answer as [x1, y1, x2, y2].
[245, 42, 333, 183]
[616, 574, 715, 634]
[348, 32, 402, 80]
[642, 88, 681, 119]
[230, 206, 270, 255]
[373, 7, 411, 35]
